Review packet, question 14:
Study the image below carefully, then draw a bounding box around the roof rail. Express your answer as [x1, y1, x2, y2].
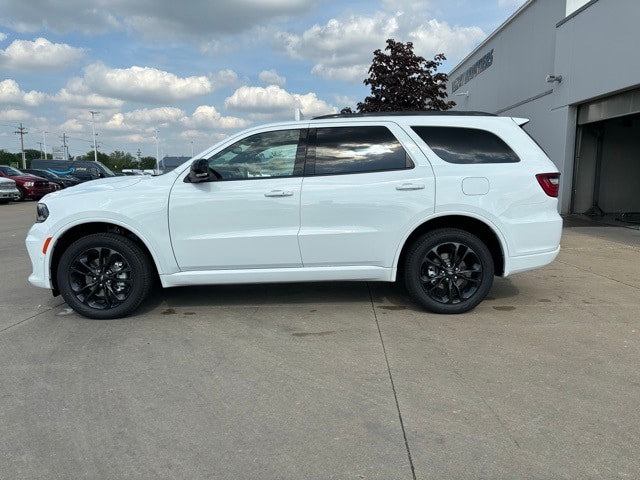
[313, 111, 496, 119]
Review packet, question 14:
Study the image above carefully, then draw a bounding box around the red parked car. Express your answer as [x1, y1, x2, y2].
[0, 165, 56, 201]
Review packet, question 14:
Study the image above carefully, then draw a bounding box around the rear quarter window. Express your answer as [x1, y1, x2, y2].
[411, 126, 520, 164]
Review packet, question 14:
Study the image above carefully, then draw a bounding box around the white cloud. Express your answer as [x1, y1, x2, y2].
[0, 32, 7, 41]
[82, 63, 212, 103]
[409, 20, 486, 58]
[0, 79, 45, 107]
[225, 85, 336, 119]
[103, 107, 186, 133]
[0, 0, 316, 38]
[208, 69, 241, 89]
[275, 12, 485, 82]
[259, 69, 286, 87]
[99, 106, 248, 137]
[51, 77, 124, 110]
[183, 105, 250, 130]
[0, 37, 84, 71]
[0, 108, 30, 121]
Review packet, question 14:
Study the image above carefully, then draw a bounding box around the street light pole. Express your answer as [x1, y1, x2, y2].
[43, 131, 48, 159]
[155, 129, 160, 173]
[90, 111, 100, 161]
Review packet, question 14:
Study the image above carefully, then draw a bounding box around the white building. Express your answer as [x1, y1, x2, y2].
[447, 0, 640, 215]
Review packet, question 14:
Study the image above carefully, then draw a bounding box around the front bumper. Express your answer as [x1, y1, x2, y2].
[26, 223, 51, 289]
[0, 190, 19, 200]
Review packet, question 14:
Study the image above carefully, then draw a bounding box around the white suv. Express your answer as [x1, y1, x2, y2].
[26, 112, 562, 319]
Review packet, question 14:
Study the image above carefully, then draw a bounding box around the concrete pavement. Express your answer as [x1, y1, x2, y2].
[1, 201, 639, 479]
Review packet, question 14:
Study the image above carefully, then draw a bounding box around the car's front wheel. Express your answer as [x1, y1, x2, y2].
[403, 228, 494, 314]
[57, 233, 153, 319]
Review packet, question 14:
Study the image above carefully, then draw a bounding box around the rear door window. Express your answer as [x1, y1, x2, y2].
[308, 126, 413, 175]
[411, 126, 520, 164]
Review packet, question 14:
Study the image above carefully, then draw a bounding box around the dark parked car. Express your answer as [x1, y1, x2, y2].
[29, 159, 115, 183]
[0, 165, 56, 201]
[22, 169, 80, 189]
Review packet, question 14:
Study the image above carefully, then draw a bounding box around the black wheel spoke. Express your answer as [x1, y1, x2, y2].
[451, 280, 464, 302]
[426, 277, 445, 293]
[82, 284, 101, 304]
[68, 245, 133, 311]
[459, 274, 481, 284]
[71, 266, 91, 277]
[418, 240, 485, 306]
[103, 285, 114, 308]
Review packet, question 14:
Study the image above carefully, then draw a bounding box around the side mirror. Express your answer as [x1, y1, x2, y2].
[188, 159, 212, 183]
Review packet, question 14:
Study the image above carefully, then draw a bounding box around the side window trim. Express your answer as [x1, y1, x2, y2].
[294, 128, 309, 177]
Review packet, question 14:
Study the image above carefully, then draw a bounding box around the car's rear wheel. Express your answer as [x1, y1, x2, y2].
[57, 233, 153, 319]
[404, 228, 494, 314]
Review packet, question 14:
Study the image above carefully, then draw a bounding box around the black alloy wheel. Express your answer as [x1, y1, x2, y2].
[404, 229, 494, 314]
[57, 233, 153, 319]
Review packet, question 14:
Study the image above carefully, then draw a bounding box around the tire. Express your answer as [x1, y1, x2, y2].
[403, 228, 494, 314]
[56, 233, 153, 319]
[16, 187, 26, 201]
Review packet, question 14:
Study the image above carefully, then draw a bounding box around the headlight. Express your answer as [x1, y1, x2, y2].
[36, 203, 49, 223]
[24, 181, 34, 187]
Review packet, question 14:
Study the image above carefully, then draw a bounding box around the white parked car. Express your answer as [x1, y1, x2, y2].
[0, 176, 20, 203]
[26, 112, 562, 319]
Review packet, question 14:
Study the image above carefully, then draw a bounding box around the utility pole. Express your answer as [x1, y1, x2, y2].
[61, 133, 69, 159]
[90, 111, 100, 162]
[37, 142, 44, 159]
[136, 149, 142, 163]
[14, 123, 28, 169]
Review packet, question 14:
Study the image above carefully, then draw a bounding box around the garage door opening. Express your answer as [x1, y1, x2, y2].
[572, 101, 640, 224]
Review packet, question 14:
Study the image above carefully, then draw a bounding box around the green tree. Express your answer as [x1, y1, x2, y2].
[139, 156, 157, 170]
[357, 39, 455, 112]
[0, 150, 19, 165]
[107, 150, 135, 171]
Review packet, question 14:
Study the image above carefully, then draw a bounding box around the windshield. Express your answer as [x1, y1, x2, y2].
[97, 162, 115, 176]
[0, 166, 23, 176]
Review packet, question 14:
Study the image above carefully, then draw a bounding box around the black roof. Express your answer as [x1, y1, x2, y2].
[312, 111, 496, 120]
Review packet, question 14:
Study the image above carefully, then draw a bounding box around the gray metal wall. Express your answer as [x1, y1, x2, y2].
[553, 0, 640, 109]
[447, 0, 640, 213]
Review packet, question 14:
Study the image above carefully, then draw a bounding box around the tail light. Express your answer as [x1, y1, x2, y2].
[536, 173, 560, 197]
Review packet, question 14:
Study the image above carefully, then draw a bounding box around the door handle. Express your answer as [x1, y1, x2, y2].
[264, 190, 294, 197]
[396, 183, 425, 191]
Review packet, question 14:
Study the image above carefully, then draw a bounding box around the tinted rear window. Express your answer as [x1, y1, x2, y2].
[411, 126, 519, 164]
[313, 126, 413, 175]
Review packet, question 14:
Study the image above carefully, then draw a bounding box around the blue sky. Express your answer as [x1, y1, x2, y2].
[0, 0, 526, 160]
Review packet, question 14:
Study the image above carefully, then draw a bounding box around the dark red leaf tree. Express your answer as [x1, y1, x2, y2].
[356, 39, 455, 112]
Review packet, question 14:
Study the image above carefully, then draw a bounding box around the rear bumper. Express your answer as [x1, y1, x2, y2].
[504, 245, 560, 276]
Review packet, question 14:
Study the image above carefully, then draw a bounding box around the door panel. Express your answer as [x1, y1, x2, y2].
[299, 123, 435, 268]
[169, 127, 305, 271]
[169, 178, 303, 270]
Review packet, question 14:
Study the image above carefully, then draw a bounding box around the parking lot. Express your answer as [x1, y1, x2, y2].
[1, 200, 639, 479]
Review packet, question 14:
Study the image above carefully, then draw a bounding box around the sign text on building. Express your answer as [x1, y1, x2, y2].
[452, 49, 494, 92]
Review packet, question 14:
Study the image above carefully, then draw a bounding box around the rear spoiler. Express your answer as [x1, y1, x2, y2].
[512, 117, 530, 127]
